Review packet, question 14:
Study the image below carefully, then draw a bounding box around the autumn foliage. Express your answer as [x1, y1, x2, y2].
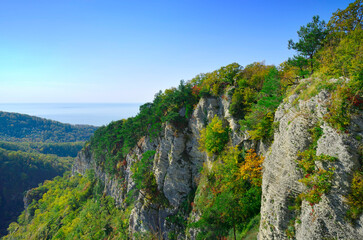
[240, 149, 264, 187]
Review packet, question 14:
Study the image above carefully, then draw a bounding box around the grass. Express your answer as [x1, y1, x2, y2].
[285, 77, 341, 106]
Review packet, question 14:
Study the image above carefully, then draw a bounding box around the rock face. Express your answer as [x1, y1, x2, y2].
[72, 95, 258, 237]
[258, 90, 363, 239]
[73, 83, 363, 239]
[72, 145, 127, 206]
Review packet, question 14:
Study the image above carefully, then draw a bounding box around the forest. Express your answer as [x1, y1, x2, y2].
[0, 111, 97, 142]
[0, 112, 97, 236]
[2, 1, 362, 239]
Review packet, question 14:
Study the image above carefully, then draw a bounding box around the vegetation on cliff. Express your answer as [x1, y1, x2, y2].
[2, 1, 362, 239]
[191, 147, 263, 239]
[3, 171, 130, 240]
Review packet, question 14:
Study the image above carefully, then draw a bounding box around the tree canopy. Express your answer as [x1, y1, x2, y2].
[327, 0, 362, 33]
[288, 16, 328, 73]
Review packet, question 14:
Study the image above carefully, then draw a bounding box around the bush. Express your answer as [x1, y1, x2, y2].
[240, 67, 283, 140]
[198, 116, 230, 156]
[296, 124, 337, 205]
[346, 170, 363, 220]
[240, 149, 264, 187]
[191, 146, 261, 239]
[299, 167, 335, 204]
[130, 151, 168, 208]
[324, 77, 363, 131]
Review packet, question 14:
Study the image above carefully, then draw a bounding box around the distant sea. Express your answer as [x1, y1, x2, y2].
[0, 103, 142, 126]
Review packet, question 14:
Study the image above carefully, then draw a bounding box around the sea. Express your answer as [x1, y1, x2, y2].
[0, 103, 142, 127]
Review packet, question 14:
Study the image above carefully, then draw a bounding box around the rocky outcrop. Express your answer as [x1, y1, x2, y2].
[72, 80, 363, 239]
[72, 94, 258, 238]
[72, 145, 127, 206]
[258, 89, 363, 239]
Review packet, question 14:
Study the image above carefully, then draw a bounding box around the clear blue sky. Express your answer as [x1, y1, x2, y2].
[0, 0, 351, 103]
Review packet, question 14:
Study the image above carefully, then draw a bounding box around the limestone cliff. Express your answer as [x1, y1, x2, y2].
[72, 94, 264, 238]
[72, 79, 362, 239]
[258, 84, 363, 239]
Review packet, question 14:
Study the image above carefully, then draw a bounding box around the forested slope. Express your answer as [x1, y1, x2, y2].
[3, 1, 362, 239]
[0, 148, 73, 236]
[0, 113, 97, 236]
[0, 111, 97, 142]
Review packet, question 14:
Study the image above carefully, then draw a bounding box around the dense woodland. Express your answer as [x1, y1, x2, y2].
[0, 148, 73, 236]
[0, 113, 97, 236]
[0, 141, 84, 158]
[3, 171, 130, 240]
[0, 111, 97, 142]
[2, 1, 362, 239]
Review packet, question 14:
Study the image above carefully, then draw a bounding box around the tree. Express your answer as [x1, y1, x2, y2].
[192, 147, 262, 240]
[288, 16, 328, 73]
[328, 0, 362, 34]
[240, 67, 283, 140]
[198, 116, 230, 156]
[316, 0, 363, 80]
[240, 149, 264, 187]
[287, 55, 309, 78]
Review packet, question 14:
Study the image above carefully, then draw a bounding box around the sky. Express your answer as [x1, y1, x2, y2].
[0, 0, 352, 103]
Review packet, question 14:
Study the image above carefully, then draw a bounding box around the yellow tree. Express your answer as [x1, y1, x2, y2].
[240, 149, 264, 187]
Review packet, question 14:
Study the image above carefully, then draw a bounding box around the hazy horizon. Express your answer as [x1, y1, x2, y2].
[0, 102, 142, 126]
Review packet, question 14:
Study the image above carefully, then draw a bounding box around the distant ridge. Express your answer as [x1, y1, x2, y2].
[0, 111, 98, 142]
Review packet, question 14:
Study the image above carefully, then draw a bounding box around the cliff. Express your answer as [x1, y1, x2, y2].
[72, 93, 267, 238]
[258, 80, 363, 239]
[72, 77, 362, 239]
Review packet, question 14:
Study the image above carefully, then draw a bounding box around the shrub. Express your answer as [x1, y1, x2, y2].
[191, 146, 261, 239]
[346, 170, 363, 220]
[299, 167, 335, 204]
[296, 124, 337, 205]
[324, 77, 363, 131]
[198, 116, 230, 156]
[240, 67, 283, 140]
[240, 149, 264, 187]
[130, 150, 169, 208]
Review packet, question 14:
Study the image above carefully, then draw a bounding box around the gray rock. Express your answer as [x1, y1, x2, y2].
[72, 93, 255, 239]
[258, 87, 363, 240]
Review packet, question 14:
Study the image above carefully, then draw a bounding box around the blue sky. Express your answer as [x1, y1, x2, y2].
[0, 0, 351, 103]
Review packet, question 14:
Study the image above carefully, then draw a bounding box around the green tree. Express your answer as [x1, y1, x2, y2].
[287, 55, 309, 78]
[327, 0, 362, 34]
[240, 67, 283, 140]
[198, 116, 230, 156]
[316, 0, 362, 80]
[192, 147, 262, 240]
[288, 16, 328, 73]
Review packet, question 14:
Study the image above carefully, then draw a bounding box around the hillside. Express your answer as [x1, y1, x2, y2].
[0, 111, 97, 142]
[0, 141, 84, 158]
[2, 1, 362, 239]
[0, 147, 73, 236]
[0, 112, 97, 236]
